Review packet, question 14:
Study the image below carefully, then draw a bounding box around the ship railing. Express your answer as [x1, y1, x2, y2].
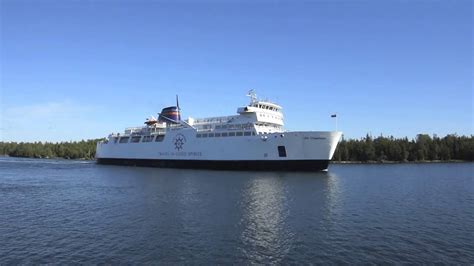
[192, 115, 238, 125]
[124, 127, 143, 134]
[196, 129, 213, 132]
[195, 124, 255, 132]
[124, 126, 167, 136]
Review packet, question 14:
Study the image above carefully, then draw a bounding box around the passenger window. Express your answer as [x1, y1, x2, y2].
[244, 132, 251, 136]
[155, 135, 165, 142]
[221, 132, 228, 137]
[142, 136, 153, 142]
[229, 132, 236, 136]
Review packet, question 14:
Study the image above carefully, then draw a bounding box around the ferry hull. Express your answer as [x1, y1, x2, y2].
[96, 158, 330, 171]
[96, 131, 342, 172]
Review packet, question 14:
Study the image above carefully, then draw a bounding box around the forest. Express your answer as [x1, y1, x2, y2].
[0, 134, 472, 162]
[333, 134, 473, 162]
[0, 139, 102, 160]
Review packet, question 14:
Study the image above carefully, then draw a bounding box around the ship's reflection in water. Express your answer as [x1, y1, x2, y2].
[238, 173, 291, 263]
[147, 168, 339, 263]
[237, 171, 340, 263]
[93, 165, 341, 263]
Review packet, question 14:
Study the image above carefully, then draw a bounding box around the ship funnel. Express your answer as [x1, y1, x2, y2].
[159, 106, 180, 124]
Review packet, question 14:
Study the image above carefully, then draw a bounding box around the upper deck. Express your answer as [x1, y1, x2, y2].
[108, 91, 285, 139]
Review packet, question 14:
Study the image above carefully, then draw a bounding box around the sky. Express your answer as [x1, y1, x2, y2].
[0, 0, 472, 142]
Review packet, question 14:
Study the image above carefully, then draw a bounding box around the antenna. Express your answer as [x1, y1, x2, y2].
[246, 89, 257, 104]
[331, 113, 338, 131]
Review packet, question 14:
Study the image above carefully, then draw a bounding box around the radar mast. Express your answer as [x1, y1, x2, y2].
[247, 89, 258, 104]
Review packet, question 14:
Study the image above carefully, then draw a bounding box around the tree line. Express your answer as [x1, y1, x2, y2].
[0, 139, 103, 160]
[333, 134, 473, 162]
[0, 134, 472, 162]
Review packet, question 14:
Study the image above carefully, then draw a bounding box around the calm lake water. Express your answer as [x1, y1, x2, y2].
[0, 157, 473, 264]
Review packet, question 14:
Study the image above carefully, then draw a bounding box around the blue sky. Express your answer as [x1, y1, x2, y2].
[1, 0, 472, 142]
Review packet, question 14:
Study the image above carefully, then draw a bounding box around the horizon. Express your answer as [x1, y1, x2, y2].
[1, 1, 472, 142]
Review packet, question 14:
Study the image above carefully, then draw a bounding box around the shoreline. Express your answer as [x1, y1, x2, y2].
[0, 155, 94, 161]
[1, 155, 471, 164]
[332, 160, 469, 164]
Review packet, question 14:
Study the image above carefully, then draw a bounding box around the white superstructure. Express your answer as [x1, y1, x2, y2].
[96, 91, 342, 171]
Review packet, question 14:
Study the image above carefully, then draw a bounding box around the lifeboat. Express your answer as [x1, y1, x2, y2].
[144, 116, 158, 126]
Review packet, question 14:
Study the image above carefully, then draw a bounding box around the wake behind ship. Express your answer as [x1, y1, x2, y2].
[96, 91, 342, 171]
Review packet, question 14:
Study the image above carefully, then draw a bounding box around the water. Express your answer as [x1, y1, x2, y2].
[1, 157, 473, 264]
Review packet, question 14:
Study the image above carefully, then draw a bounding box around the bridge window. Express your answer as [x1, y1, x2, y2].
[155, 135, 165, 142]
[229, 132, 236, 136]
[215, 133, 221, 137]
[244, 132, 251, 136]
[221, 132, 228, 137]
[236, 132, 243, 136]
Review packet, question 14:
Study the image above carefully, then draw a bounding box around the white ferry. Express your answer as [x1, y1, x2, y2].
[96, 91, 342, 171]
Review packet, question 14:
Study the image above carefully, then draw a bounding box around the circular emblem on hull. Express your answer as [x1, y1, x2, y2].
[173, 133, 186, 151]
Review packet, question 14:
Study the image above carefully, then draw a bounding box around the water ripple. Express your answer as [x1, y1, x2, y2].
[0, 157, 473, 263]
